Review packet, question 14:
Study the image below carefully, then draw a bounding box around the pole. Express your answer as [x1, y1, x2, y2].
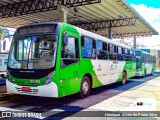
[108, 26, 112, 39]
[134, 35, 136, 49]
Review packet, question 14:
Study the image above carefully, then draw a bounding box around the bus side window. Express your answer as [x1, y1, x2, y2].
[82, 36, 96, 59]
[124, 48, 128, 61]
[108, 44, 114, 60]
[114, 45, 117, 60]
[117, 46, 123, 61]
[129, 50, 134, 61]
[103, 42, 108, 59]
[61, 36, 79, 67]
[97, 41, 108, 60]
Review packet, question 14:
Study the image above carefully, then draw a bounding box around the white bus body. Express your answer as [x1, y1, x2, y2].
[0, 53, 8, 77]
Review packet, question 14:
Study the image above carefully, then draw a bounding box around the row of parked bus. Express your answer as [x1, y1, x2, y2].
[4, 22, 156, 98]
[135, 50, 156, 77]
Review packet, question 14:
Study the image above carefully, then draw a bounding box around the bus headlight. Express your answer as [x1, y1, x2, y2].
[44, 72, 54, 85]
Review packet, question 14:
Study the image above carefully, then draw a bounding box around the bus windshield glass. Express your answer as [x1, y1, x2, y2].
[136, 57, 141, 68]
[8, 34, 58, 69]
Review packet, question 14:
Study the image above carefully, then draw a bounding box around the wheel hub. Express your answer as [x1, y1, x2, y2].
[82, 80, 89, 95]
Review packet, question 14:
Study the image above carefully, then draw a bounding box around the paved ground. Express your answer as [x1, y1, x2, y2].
[0, 72, 160, 120]
[0, 78, 6, 85]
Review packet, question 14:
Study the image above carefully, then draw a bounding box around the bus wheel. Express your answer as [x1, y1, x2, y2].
[122, 72, 127, 85]
[80, 76, 90, 98]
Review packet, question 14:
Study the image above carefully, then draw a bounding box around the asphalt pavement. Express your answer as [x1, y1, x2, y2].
[0, 78, 6, 85]
[0, 72, 159, 120]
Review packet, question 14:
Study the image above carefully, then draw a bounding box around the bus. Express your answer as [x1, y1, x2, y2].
[0, 36, 12, 78]
[6, 22, 136, 98]
[135, 50, 156, 77]
[0, 53, 8, 78]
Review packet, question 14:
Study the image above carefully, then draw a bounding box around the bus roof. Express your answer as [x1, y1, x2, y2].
[75, 26, 131, 49]
[136, 50, 155, 56]
[15, 22, 132, 50]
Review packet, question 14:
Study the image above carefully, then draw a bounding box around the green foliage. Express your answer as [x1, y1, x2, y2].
[0, 27, 4, 39]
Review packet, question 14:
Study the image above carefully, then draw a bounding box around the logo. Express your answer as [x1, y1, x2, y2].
[20, 71, 34, 73]
[2, 112, 11, 117]
[97, 64, 102, 71]
[133, 98, 156, 111]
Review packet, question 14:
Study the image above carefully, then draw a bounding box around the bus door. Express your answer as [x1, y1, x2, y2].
[95, 41, 109, 85]
[59, 32, 80, 96]
[108, 45, 118, 83]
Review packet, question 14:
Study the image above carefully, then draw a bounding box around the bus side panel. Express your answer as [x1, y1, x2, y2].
[57, 23, 85, 97]
[79, 59, 103, 89]
[146, 63, 153, 75]
[153, 63, 156, 72]
[91, 60, 125, 85]
[123, 61, 136, 79]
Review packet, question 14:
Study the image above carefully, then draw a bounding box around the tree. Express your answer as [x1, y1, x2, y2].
[0, 27, 4, 40]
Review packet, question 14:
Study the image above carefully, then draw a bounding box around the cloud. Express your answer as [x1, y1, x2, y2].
[130, 4, 160, 49]
[131, 4, 160, 33]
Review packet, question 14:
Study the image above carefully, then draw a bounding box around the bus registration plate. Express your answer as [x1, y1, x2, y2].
[22, 87, 30, 92]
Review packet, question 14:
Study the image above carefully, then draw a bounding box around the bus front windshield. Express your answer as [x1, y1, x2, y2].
[136, 57, 141, 68]
[8, 34, 58, 69]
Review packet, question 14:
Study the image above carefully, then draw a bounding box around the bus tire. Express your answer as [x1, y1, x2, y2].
[80, 76, 90, 98]
[122, 72, 127, 85]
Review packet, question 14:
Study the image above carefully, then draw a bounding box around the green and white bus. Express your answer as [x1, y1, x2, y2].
[135, 50, 156, 77]
[7, 22, 136, 98]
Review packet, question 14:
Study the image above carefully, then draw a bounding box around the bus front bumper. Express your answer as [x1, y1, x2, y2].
[6, 80, 58, 98]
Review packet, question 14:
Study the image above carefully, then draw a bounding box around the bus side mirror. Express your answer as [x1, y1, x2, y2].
[63, 34, 68, 46]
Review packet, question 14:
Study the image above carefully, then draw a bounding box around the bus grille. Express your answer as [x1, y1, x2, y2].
[15, 87, 39, 94]
[11, 73, 45, 79]
[8, 67, 54, 79]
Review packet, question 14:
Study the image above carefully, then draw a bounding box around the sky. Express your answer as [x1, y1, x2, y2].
[126, 0, 160, 49]
[127, 0, 160, 8]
